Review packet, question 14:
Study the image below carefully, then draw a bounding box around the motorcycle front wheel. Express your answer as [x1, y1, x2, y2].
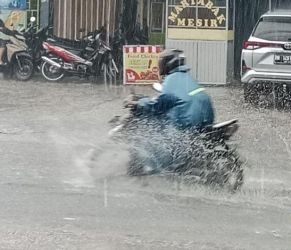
[102, 55, 119, 82]
[41, 57, 64, 81]
[13, 56, 34, 81]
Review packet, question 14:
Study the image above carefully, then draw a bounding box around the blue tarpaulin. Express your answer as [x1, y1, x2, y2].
[0, 0, 26, 10]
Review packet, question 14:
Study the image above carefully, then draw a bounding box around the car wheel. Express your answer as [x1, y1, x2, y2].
[244, 83, 257, 103]
[244, 82, 280, 108]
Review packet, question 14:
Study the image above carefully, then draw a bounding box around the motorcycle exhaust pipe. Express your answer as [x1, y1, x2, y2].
[41, 56, 62, 68]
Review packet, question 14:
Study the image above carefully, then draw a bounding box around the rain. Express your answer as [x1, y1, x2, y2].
[0, 0, 290, 249]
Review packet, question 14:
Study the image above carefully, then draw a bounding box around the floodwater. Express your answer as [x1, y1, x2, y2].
[0, 79, 290, 249]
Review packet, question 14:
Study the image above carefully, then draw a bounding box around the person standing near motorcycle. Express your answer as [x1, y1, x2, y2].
[126, 49, 215, 130]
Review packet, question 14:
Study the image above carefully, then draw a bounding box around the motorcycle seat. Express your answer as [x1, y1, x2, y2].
[204, 119, 238, 140]
[47, 37, 56, 43]
[47, 38, 83, 52]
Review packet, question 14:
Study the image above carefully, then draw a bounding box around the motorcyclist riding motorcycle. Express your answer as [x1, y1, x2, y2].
[126, 49, 215, 130]
[122, 49, 216, 174]
[110, 49, 243, 190]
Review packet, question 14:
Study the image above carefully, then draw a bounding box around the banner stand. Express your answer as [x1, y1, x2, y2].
[123, 45, 163, 86]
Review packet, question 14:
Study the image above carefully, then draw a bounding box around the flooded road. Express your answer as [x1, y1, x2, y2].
[0, 79, 290, 249]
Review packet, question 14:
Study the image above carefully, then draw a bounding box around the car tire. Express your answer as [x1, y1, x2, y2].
[244, 82, 279, 108]
[274, 84, 290, 110]
[243, 83, 255, 103]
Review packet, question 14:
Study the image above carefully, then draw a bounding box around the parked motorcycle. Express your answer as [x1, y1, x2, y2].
[109, 84, 244, 191]
[24, 23, 51, 71]
[40, 28, 118, 82]
[0, 18, 35, 81]
[47, 28, 101, 60]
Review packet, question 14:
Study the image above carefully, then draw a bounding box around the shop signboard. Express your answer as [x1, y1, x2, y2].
[123, 45, 163, 85]
[167, 0, 233, 40]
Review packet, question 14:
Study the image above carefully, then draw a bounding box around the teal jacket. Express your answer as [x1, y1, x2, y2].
[137, 66, 215, 129]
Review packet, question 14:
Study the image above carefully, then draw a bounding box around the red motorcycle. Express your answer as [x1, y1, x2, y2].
[40, 32, 118, 81]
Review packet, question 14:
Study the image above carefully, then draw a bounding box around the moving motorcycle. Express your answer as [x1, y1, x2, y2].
[109, 83, 244, 191]
[40, 29, 118, 81]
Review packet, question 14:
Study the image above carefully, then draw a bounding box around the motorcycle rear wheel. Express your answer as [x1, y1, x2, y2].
[202, 147, 244, 192]
[13, 56, 34, 81]
[41, 57, 64, 81]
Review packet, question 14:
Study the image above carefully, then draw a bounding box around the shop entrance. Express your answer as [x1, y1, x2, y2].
[149, 0, 165, 45]
[26, 0, 40, 27]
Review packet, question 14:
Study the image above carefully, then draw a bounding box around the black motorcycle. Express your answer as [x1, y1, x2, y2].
[24, 24, 51, 72]
[109, 86, 244, 192]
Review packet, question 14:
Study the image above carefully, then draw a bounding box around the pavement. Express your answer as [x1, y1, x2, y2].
[0, 78, 290, 249]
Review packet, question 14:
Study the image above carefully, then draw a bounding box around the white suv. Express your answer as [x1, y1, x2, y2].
[241, 11, 291, 100]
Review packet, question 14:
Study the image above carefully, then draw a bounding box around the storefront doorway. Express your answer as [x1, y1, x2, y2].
[165, 0, 234, 84]
[26, 0, 41, 27]
[149, 0, 166, 45]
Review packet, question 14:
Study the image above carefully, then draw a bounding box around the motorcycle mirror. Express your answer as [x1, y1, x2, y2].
[152, 82, 162, 93]
[30, 16, 36, 23]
